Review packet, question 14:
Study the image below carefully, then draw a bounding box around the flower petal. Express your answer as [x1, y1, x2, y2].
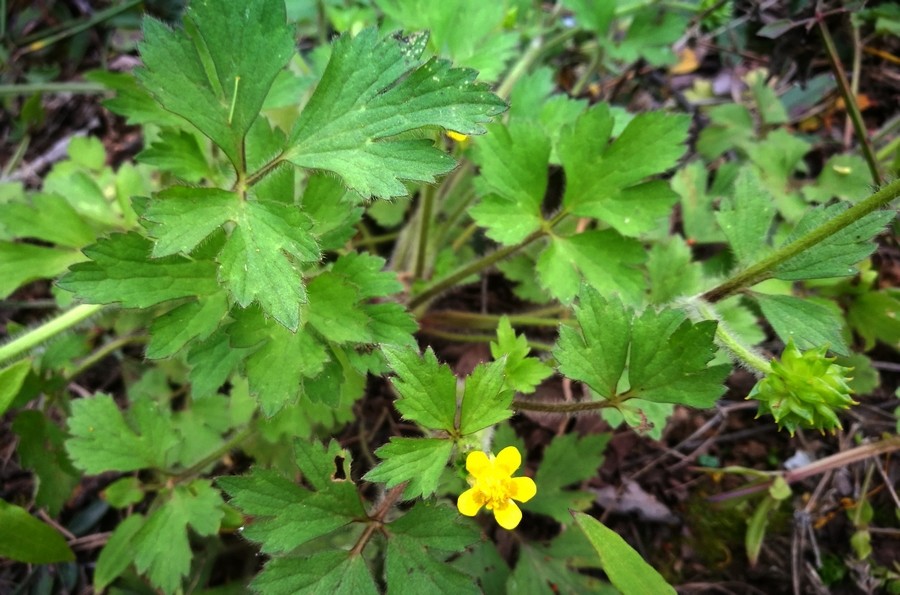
[492, 501, 522, 530]
[466, 451, 491, 478]
[457, 488, 483, 517]
[510, 476, 537, 503]
[495, 446, 521, 475]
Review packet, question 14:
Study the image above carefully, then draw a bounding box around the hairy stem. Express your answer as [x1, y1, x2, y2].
[701, 177, 900, 303]
[691, 299, 771, 375]
[0, 304, 105, 364]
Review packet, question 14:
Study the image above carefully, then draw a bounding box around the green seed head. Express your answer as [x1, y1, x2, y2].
[748, 339, 856, 435]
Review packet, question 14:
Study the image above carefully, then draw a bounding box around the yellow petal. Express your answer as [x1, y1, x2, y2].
[495, 446, 521, 475]
[493, 501, 522, 530]
[466, 451, 491, 478]
[457, 488, 483, 517]
[447, 130, 469, 142]
[510, 476, 537, 503]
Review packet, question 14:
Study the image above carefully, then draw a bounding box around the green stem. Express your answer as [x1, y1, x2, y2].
[408, 229, 547, 311]
[243, 154, 287, 188]
[818, 18, 882, 185]
[571, 42, 603, 97]
[701, 178, 900, 303]
[19, 0, 144, 54]
[0, 82, 108, 96]
[65, 335, 147, 381]
[495, 28, 576, 99]
[413, 186, 435, 280]
[512, 398, 617, 413]
[170, 425, 255, 482]
[0, 304, 104, 364]
[692, 299, 771, 375]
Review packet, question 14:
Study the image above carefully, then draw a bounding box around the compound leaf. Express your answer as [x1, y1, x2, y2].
[364, 438, 453, 499]
[470, 121, 550, 245]
[490, 316, 553, 393]
[381, 346, 457, 432]
[58, 232, 219, 308]
[253, 552, 378, 595]
[555, 287, 729, 407]
[528, 433, 609, 524]
[284, 28, 505, 198]
[66, 394, 179, 474]
[774, 204, 895, 280]
[137, 0, 295, 168]
[132, 481, 225, 594]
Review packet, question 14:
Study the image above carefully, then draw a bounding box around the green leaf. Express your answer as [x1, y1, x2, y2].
[364, 438, 453, 499]
[381, 345, 457, 432]
[306, 272, 373, 343]
[671, 161, 725, 244]
[218, 200, 320, 331]
[0, 359, 31, 416]
[775, 205, 895, 280]
[302, 173, 364, 251]
[137, 0, 295, 168]
[458, 359, 513, 434]
[507, 536, 608, 595]
[646, 236, 702, 304]
[536, 230, 646, 304]
[803, 154, 872, 204]
[561, 106, 690, 236]
[696, 103, 755, 160]
[555, 288, 630, 398]
[716, 167, 776, 266]
[146, 292, 230, 359]
[0, 192, 96, 248]
[470, 121, 551, 245]
[606, 7, 686, 66]
[58, 232, 220, 308]
[219, 467, 364, 554]
[253, 552, 378, 595]
[379, 0, 518, 81]
[528, 433, 609, 523]
[94, 513, 144, 591]
[628, 307, 731, 406]
[555, 288, 730, 407]
[141, 187, 237, 257]
[490, 316, 553, 393]
[136, 129, 210, 183]
[572, 511, 675, 595]
[228, 307, 329, 415]
[187, 329, 253, 399]
[103, 476, 146, 508]
[284, 28, 506, 198]
[294, 439, 346, 492]
[847, 289, 900, 351]
[754, 293, 849, 355]
[12, 411, 80, 516]
[66, 394, 179, 473]
[389, 502, 480, 551]
[0, 499, 75, 564]
[144, 187, 319, 331]
[386, 535, 480, 595]
[132, 481, 225, 594]
[68, 135, 106, 170]
[0, 242, 85, 298]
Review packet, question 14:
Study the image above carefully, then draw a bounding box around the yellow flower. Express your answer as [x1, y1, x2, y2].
[457, 446, 537, 530]
[446, 130, 469, 143]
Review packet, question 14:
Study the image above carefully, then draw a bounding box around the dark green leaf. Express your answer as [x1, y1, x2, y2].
[0, 500, 74, 564]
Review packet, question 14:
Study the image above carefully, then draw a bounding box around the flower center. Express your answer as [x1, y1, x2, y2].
[479, 475, 513, 510]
